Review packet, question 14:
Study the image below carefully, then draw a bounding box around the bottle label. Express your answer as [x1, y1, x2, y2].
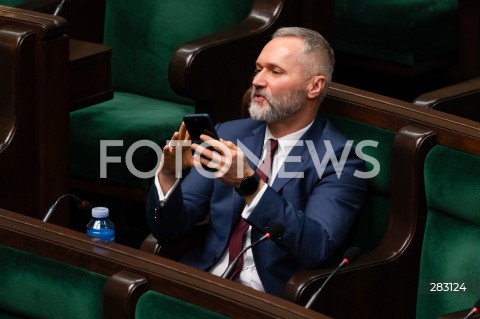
[86, 229, 115, 242]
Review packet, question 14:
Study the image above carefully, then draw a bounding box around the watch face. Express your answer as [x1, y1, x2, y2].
[242, 176, 259, 194]
[237, 173, 260, 196]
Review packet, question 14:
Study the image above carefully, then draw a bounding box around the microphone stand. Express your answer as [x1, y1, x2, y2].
[53, 0, 67, 16]
[305, 247, 361, 309]
[43, 194, 90, 222]
[221, 223, 285, 279]
[305, 259, 346, 309]
[221, 235, 267, 279]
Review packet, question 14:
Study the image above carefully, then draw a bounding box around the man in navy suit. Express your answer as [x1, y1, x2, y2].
[146, 27, 367, 296]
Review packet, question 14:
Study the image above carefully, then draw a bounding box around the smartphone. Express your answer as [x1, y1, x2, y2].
[183, 113, 219, 171]
[183, 113, 219, 144]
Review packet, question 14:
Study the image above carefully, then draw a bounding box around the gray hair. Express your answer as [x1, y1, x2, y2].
[272, 27, 335, 83]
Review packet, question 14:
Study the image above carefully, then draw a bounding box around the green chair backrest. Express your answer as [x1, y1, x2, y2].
[103, 0, 254, 104]
[135, 290, 230, 319]
[0, 0, 29, 6]
[321, 113, 395, 252]
[335, 0, 458, 66]
[416, 145, 480, 319]
[0, 245, 107, 319]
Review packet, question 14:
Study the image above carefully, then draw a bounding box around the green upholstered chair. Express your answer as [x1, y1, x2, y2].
[277, 84, 437, 318]
[329, 0, 480, 101]
[416, 145, 480, 319]
[335, 0, 458, 70]
[283, 123, 434, 319]
[0, 245, 108, 319]
[67, 0, 300, 202]
[135, 291, 229, 319]
[320, 114, 394, 253]
[103, 270, 230, 319]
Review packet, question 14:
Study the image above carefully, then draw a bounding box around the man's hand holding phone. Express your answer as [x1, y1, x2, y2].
[158, 122, 193, 193]
[159, 114, 218, 191]
[183, 113, 220, 172]
[158, 113, 256, 194]
[191, 135, 257, 192]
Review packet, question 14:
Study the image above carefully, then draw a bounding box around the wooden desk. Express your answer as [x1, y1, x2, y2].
[0, 208, 331, 319]
[69, 39, 113, 110]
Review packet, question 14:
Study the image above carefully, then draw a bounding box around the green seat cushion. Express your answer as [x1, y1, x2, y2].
[70, 92, 195, 189]
[135, 290, 230, 319]
[321, 113, 395, 252]
[0, 0, 29, 6]
[335, 0, 458, 66]
[104, 0, 254, 102]
[417, 146, 480, 319]
[0, 245, 107, 319]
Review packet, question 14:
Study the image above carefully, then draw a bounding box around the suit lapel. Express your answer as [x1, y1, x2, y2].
[271, 118, 326, 191]
[238, 123, 266, 169]
[230, 118, 326, 207]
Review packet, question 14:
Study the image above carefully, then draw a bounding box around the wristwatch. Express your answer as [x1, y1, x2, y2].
[235, 172, 261, 196]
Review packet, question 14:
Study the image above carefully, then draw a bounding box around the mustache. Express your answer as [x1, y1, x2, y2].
[251, 87, 270, 101]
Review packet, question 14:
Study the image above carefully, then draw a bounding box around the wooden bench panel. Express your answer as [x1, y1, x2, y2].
[0, 208, 330, 319]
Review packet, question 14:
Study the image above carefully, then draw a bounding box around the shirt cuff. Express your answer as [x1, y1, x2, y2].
[241, 183, 268, 219]
[154, 173, 180, 206]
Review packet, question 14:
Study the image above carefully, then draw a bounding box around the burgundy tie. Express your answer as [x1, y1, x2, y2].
[256, 139, 279, 183]
[227, 138, 278, 279]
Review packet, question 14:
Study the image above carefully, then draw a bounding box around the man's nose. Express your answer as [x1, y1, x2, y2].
[252, 70, 266, 87]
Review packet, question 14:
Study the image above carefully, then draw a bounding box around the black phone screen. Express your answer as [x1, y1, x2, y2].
[183, 113, 218, 143]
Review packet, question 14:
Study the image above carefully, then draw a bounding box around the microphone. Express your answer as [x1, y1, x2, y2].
[43, 194, 92, 222]
[305, 246, 361, 309]
[463, 298, 480, 319]
[53, 0, 67, 16]
[221, 222, 285, 279]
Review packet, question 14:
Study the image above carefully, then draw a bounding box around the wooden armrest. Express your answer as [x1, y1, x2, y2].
[0, 25, 35, 153]
[413, 77, 480, 108]
[283, 248, 396, 304]
[16, 0, 105, 43]
[140, 222, 209, 261]
[140, 234, 162, 256]
[104, 270, 149, 319]
[0, 5, 66, 38]
[413, 77, 480, 121]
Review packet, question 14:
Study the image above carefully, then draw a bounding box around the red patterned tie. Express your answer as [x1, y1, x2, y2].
[227, 139, 278, 279]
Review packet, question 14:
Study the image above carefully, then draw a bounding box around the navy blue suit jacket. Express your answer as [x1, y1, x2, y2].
[146, 117, 367, 296]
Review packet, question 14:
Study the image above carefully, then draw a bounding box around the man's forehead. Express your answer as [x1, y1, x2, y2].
[256, 37, 304, 65]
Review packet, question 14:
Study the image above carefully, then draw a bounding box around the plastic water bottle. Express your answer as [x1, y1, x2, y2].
[86, 207, 115, 242]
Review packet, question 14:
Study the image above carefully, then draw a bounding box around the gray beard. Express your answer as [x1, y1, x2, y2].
[248, 87, 306, 123]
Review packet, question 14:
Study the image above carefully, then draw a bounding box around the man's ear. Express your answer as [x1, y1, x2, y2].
[307, 75, 326, 99]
